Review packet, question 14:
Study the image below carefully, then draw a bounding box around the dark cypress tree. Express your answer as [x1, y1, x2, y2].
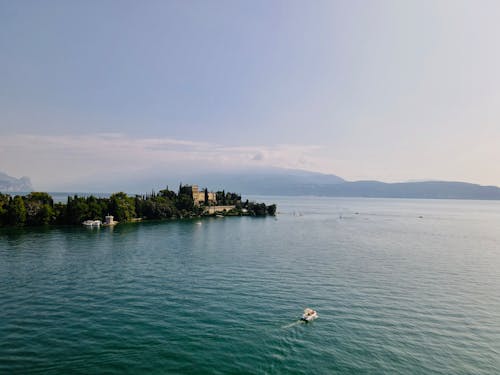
[7, 196, 27, 226]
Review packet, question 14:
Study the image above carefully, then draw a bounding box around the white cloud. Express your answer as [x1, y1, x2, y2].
[0, 133, 330, 190]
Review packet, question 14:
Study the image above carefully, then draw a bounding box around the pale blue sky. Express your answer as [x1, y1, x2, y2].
[1, 0, 499, 190]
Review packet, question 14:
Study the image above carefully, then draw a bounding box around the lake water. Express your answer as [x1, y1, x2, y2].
[1, 197, 500, 374]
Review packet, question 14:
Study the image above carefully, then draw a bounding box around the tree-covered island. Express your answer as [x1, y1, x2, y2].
[0, 184, 277, 227]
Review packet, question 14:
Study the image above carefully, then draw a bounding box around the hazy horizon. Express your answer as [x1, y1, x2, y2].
[2, 1, 500, 190]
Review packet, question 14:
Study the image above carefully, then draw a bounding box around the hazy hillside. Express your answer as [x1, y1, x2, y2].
[191, 170, 500, 200]
[311, 180, 500, 200]
[13, 167, 500, 200]
[195, 168, 345, 195]
[0, 172, 33, 192]
[59, 168, 346, 195]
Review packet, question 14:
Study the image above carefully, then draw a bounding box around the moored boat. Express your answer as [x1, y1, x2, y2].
[82, 220, 102, 227]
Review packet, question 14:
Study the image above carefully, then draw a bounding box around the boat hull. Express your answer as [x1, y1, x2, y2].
[301, 313, 318, 322]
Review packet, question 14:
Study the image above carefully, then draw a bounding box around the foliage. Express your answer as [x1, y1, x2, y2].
[109, 192, 136, 222]
[24, 192, 54, 225]
[66, 196, 90, 225]
[0, 193, 9, 225]
[0, 186, 276, 227]
[176, 185, 194, 212]
[242, 201, 276, 216]
[266, 204, 277, 216]
[7, 196, 27, 226]
[215, 190, 241, 205]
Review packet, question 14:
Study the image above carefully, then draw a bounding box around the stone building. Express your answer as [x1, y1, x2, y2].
[189, 185, 217, 206]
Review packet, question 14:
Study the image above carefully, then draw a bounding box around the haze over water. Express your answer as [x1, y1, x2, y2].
[1, 197, 500, 374]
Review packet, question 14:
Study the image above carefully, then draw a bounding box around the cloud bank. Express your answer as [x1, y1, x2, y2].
[0, 133, 327, 190]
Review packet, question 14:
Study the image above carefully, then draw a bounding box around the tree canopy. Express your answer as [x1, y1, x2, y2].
[0, 187, 276, 227]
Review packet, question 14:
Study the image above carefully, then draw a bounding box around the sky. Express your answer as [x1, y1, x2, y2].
[1, 0, 500, 190]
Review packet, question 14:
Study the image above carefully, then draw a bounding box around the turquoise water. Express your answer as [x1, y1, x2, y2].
[1, 197, 500, 374]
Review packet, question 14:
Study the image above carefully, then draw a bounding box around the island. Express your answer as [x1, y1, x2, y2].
[0, 184, 276, 227]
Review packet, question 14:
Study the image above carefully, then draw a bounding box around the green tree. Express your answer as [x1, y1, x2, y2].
[0, 193, 9, 225]
[26, 192, 53, 206]
[159, 188, 176, 200]
[247, 202, 267, 216]
[154, 197, 174, 218]
[7, 196, 27, 225]
[176, 185, 194, 211]
[109, 192, 136, 222]
[65, 196, 89, 225]
[24, 192, 55, 225]
[53, 202, 67, 224]
[37, 204, 54, 225]
[86, 196, 104, 220]
[267, 204, 277, 216]
[175, 194, 194, 212]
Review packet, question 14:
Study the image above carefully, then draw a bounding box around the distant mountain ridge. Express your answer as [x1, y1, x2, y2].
[308, 180, 500, 200]
[195, 168, 345, 195]
[0, 172, 33, 192]
[6, 168, 500, 200]
[192, 169, 500, 200]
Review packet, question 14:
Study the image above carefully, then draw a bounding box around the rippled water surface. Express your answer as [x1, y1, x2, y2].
[1, 197, 500, 374]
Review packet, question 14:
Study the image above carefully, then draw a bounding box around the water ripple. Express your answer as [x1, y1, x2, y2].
[2, 198, 500, 373]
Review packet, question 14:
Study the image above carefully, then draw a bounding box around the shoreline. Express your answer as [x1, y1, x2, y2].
[0, 186, 277, 228]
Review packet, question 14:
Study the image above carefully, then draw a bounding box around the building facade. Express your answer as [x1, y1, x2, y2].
[189, 185, 217, 206]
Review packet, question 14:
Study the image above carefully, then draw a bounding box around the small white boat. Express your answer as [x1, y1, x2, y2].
[82, 220, 102, 227]
[301, 308, 318, 322]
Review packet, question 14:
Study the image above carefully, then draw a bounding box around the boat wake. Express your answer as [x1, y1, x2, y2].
[281, 321, 303, 329]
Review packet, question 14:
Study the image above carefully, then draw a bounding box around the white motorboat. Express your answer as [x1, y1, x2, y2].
[301, 308, 318, 322]
[82, 220, 102, 227]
